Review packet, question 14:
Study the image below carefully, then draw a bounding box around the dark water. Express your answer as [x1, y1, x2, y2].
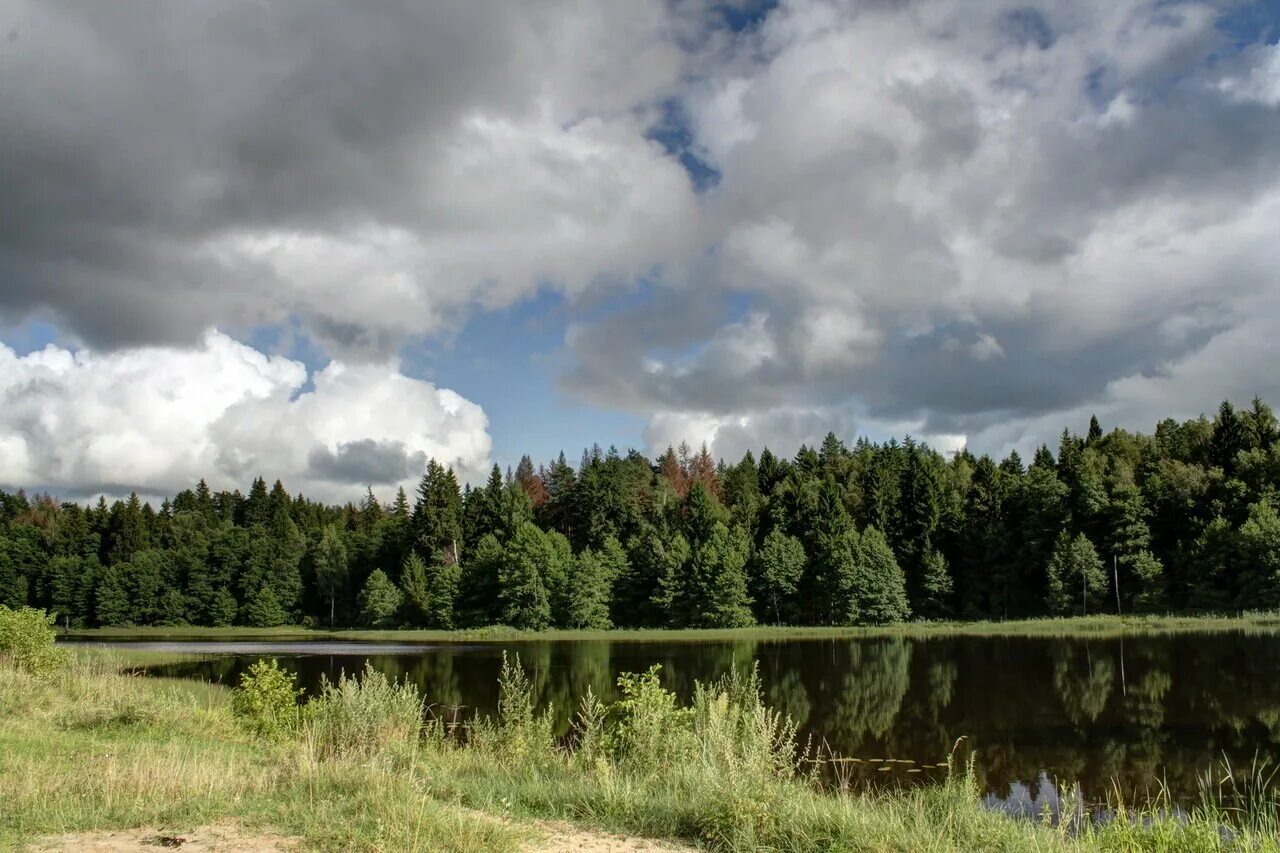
[79, 631, 1280, 807]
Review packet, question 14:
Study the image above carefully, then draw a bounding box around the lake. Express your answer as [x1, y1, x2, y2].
[74, 630, 1280, 811]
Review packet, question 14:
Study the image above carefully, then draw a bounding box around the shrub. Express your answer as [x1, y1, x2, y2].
[305, 663, 424, 762]
[468, 653, 556, 764]
[604, 665, 693, 777]
[231, 658, 303, 738]
[0, 606, 68, 676]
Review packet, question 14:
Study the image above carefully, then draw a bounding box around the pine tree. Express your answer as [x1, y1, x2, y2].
[615, 525, 688, 627]
[108, 493, 150, 565]
[802, 476, 854, 624]
[1087, 415, 1103, 444]
[399, 551, 431, 627]
[357, 569, 402, 628]
[413, 460, 464, 564]
[243, 477, 270, 527]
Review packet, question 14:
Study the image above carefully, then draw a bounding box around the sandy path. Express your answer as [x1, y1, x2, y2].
[25, 818, 698, 852]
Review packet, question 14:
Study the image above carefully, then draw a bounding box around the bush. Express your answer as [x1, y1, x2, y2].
[0, 606, 68, 676]
[468, 653, 557, 764]
[231, 658, 303, 738]
[305, 663, 424, 761]
[604, 665, 693, 777]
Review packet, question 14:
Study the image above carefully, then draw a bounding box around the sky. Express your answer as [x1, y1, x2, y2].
[1, 0, 1279, 503]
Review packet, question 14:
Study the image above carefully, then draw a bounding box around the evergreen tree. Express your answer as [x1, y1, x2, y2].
[849, 525, 910, 625]
[752, 529, 805, 624]
[456, 534, 503, 627]
[357, 569, 402, 628]
[413, 460, 464, 564]
[615, 525, 688, 627]
[1045, 532, 1108, 616]
[94, 564, 132, 625]
[108, 493, 150, 565]
[565, 548, 612, 629]
[208, 587, 238, 627]
[917, 548, 954, 620]
[243, 582, 286, 627]
[498, 522, 554, 629]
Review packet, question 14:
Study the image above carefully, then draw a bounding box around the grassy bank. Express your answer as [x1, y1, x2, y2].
[61, 611, 1280, 645]
[4, 647, 1279, 851]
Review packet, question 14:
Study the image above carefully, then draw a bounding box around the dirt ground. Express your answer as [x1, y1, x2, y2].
[26, 819, 697, 852]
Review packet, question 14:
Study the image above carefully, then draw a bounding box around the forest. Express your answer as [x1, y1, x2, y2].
[2, 398, 1280, 630]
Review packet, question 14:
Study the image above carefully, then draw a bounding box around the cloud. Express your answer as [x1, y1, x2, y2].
[0, 0, 703, 357]
[2, 0, 1279, 471]
[559, 0, 1280, 457]
[0, 331, 490, 501]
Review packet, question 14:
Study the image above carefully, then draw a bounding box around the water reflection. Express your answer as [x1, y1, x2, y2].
[119, 631, 1280, 807]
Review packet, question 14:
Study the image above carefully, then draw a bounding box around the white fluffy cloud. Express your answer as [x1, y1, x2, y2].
[0, 332, 490, 501]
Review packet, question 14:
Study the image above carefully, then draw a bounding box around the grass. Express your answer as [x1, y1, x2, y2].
[3, 648, 1280, 851]
[60, 611, 1280, 645]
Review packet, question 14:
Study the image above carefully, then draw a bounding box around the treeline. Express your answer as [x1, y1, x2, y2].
[2, 398, 1280, 629]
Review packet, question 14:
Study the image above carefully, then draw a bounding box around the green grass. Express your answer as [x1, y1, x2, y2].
[4, 648, 1280, 851]
[61, 611, 1280, 645]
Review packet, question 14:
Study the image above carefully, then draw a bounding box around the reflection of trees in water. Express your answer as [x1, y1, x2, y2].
[767, 669, 811, 730]
[1051, 643, 1114, 726]
[924, 659, 958, 718]
[831, 638, 913, 743]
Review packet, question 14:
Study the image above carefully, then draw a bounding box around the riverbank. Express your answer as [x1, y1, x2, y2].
[4, 647, 1278, 852]
[61, 611, 1280, 645]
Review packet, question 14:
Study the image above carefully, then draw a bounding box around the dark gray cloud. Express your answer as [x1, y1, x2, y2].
[308, 439, 428, 485]
[0, 0, 703, 355]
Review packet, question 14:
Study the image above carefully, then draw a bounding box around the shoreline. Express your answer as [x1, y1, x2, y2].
[59, 611, 1280, 645]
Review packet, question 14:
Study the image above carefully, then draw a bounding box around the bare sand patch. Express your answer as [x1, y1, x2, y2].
[528, 820, 697, 853]
[26, 821, 299, 852]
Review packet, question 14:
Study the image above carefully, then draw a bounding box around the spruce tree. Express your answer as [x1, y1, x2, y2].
[917, 548, 954, 620]
[498, 522, 553, 629]
[752, 529, 805, 624]
[243, 582, 286, 627]
[357, 569, 402, 628]
[565, 548, 612, 629]
[456, 534, 503, 627]
[94, 564, 132, 625]
[208, 587, 238, 626]
[850, 525, 910, 625]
